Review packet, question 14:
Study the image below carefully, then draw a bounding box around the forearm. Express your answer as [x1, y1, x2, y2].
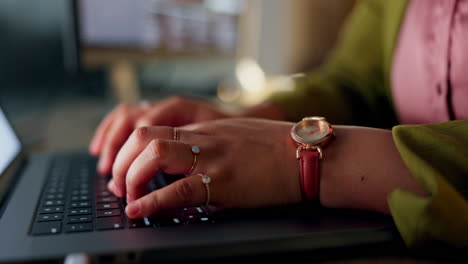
[319, 126, 427, 214]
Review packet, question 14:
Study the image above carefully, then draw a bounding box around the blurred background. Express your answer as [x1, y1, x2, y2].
[0, 0, 355, 152]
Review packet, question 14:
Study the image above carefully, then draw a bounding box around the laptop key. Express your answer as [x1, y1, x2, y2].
[153, 216, 184, 227]
[68, 208, 92, 215]
[45, 194, 56, 199]
[198, 216, 212, 224]
[182, 207, 204, 215]
[184, 214, 199, 224]
[46, 188, 57, 194]
[31, 221, 62, 235]
[65, 223, 93, 233]
[127, 217, 152, 228]
[40, 206, 64, 214]
[186, 214, 213, 224]
[70, 201, 91, 208]
[43, 200, 65, 206]
[97, 191, 111, 197]
[71, 195, 90, 201]
[37, 213, 63, 222]
[96, 217, 124, 230]
[68, 215, 93, 223]
[96, 196, 118, 203]
[96, 202, 119, 210]
[96, 209, 121, 217]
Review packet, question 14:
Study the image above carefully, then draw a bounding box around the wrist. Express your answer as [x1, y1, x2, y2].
[319, 126, 426, 214]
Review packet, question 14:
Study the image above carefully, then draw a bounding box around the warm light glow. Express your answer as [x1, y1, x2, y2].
[235, 57, 266, 93]
[268, 75, 295, 92]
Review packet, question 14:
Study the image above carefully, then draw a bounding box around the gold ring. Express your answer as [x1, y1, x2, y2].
[186, 146, 199, 175]
[199, 174, 211, 207]
[173, 127, 180, 141]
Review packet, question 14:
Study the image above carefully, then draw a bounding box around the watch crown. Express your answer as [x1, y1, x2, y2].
[303, 116, 325, 121]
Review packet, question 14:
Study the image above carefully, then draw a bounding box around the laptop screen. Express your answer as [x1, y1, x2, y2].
[0, 108, 21, 177]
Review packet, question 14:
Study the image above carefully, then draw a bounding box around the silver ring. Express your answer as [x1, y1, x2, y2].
[186, 146, 199, 175]
[199, 174, 211, 207]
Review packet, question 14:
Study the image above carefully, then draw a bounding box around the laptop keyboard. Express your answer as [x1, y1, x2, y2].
[30, 153, 212, 236]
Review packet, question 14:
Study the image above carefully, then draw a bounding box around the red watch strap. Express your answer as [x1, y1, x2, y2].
[299, 150, 320, 201]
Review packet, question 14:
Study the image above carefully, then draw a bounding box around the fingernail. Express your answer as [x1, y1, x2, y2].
[126, 201, 140, 217]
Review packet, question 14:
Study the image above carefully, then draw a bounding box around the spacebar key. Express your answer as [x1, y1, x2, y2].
[96, 216, 124, 230]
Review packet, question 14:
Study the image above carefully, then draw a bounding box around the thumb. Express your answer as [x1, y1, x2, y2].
[125, 175, 208, 218]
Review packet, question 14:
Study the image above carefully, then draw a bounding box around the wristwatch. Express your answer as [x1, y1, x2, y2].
[290, 117, 334, 201]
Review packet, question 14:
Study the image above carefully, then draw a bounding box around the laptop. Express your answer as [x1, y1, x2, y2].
[0, 104, 403, 263]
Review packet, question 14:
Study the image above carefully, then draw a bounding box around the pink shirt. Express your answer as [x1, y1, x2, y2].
[392, 0, 468, 124]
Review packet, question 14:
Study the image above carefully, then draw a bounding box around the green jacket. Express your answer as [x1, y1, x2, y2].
[270, 0, 468, 247]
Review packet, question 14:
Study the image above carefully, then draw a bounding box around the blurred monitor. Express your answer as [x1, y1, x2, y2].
[76, 0, 244, 98]
[0, 0, 80, 82]
[0, 0, 242, 80]
[78, 0, 243, 63]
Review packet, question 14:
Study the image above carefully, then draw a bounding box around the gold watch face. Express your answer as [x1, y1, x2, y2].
[290, 117, 332, 145]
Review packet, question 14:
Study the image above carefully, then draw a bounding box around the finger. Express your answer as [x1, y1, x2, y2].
[136, 96, 191, 127]
[97, 115, 135, 175]
[111, 126, 172, 197]
[125, 139, 197, 203]
[111, 126, 202, 197]
[107, 179, 119, 195]
[126, 175, 207, 218]
[89, 108, 118, 156]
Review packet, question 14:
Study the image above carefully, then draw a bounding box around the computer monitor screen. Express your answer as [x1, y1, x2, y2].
[77, 0, 242, 55]
[0, 0, 80, 81]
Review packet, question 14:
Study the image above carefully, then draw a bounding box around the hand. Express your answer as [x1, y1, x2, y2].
[89, 96, 230, 175]
[108, 118, 302, 218]
[109, 119, 427, 218]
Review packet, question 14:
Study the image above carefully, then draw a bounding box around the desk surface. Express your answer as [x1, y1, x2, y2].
[7, 96, 108, 154]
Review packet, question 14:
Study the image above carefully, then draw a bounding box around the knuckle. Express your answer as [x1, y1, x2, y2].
[146, 139, 164, 161]
[113, 113, 133, 130]
[133, 126, 150, 143]
[174, 180, 193, 204]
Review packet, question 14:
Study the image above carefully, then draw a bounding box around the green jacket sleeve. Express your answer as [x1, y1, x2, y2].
[390, 121, 468, 247]
[269, 0, 406, 128]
